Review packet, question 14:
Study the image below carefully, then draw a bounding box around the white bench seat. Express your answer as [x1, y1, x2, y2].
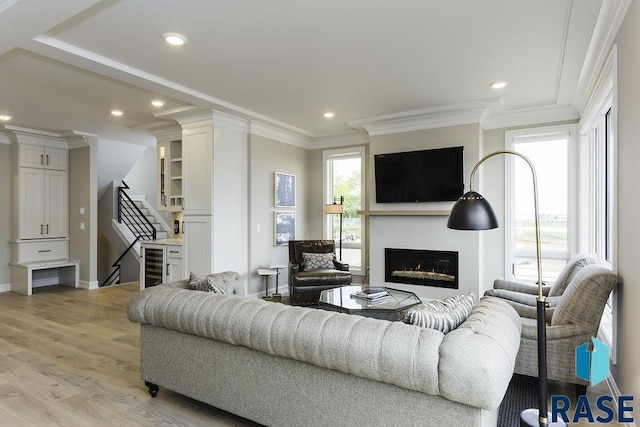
[9, 260, 79, 295]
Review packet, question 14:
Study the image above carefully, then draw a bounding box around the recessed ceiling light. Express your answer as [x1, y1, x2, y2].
[490, 81, 508, 89]
[0, 114, 12, 121]
[151, 100, 165, 107]
[324, 112, 335, 119]
[111, 110, 124, 117]
[163, 32, 187, 46]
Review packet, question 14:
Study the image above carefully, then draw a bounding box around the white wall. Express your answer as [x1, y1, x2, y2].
[97, 138, 147, 198]
[69, 143, 98, 289]
[122, 146, 158, 206]
[612, 0, 640, 410]
[367, 124, 484, 300]
[248, 134, 311, 297]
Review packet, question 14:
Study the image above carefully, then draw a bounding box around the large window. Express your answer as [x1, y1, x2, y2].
[323, 147, 365, 273]
[581, 46, 616, 363]
[587, 97, 616, 360]
[505, 126, 575, 282]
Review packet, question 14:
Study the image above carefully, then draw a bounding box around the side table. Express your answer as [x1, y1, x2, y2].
[269, 264, 287, 302]
[257, 268, 277, 299]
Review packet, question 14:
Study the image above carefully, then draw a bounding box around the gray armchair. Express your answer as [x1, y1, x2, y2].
[288, 240, 351, 306]
[484, 253, 596, 317]
[486, 261, 618, 392]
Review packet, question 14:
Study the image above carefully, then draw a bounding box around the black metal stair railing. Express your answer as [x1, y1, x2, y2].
[117, 181, 157, 242]
[101, 239, 138, 287]
[100, 181, 157, 287]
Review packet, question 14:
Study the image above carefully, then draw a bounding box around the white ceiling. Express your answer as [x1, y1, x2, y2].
[0, 0, 609, 145]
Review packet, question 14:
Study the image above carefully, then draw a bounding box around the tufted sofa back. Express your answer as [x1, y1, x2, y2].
[128, 282, 521, 411]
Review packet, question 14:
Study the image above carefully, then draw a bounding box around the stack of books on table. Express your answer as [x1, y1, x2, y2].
[350, 287, 390, 303]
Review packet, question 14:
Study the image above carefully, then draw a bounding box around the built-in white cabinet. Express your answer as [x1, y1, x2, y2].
[19, 168, 68, 239]
[19, 143, 67, 171]
[140, 240, 183, 290]
[7, 129, 75, 295]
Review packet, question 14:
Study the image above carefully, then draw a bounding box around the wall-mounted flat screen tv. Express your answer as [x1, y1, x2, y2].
[374, 146, 464, 203]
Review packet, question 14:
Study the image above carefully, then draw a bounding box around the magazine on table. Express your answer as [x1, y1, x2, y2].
[351, 287, 390, 302]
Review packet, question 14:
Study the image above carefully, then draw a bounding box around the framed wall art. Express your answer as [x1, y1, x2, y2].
[274, 211, 296, 246]
[274, 172, 296, 207]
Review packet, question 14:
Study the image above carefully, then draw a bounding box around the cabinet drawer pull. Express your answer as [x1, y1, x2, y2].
[46, 154, 49, 165]
[169, 250, 179, 254]
[38, 249, 51, 253]
[41, 154, 44, 165]
[41, 224, 44, 235]
[166, 264, 170, 276]
[46, 224, 49, 234]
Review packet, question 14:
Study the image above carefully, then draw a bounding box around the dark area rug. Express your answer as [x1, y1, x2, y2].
[498, 374, 538, 427]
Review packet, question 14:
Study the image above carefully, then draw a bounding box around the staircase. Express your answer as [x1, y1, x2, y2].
[101, 182, 169, 287]
[126, 200, 169, 240]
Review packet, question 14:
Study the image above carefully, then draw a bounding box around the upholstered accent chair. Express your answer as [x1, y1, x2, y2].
[288, 240, 352, 306]
[486, 260, 618, 393]
[484, 253, 597, 311]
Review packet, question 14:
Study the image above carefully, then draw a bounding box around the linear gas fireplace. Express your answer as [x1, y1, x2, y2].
[385, 248, 458, 289]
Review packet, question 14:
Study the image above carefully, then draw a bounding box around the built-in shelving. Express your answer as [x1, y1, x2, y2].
[157, 138, 183, 212]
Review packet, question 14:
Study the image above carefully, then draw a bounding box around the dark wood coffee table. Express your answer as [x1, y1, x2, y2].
[318, 285, 422, 320]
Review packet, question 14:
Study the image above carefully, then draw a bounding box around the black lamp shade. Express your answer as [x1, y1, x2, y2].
[447, 191, 499, 230]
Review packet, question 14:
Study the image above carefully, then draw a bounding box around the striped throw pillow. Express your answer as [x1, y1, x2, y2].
[400, 293, 476, 334]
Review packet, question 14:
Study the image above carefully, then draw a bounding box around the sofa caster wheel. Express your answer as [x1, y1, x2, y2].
[145, 381, 159, 397]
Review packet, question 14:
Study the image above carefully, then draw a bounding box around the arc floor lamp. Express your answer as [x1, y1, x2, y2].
[447, 150, 565, 427]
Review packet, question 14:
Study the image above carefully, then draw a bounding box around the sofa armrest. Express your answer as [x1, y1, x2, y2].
[290, 264, 300, 274]
[493, 278, 551, 296]
[334, 260, 349, 271]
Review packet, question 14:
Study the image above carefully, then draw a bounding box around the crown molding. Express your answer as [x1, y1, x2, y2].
[0, 132, 10, 144]
[347, 100, 492, 136]
[166, 107, 214, 129]
[480, 104, 579, 130]
[2, 124, 61, 138]
[249, 121, 309, 148]
[307, 131, 369, 150]
[212, 110, 249, 133]
[62, 130, 99, 149]
[147, 124, 183, 142]
[572, 0, 632, 115]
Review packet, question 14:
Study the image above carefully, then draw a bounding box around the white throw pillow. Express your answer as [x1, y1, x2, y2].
[400, 293, 476, 334]
[189, 272, 226, 293]
[301, 252, 335, 271]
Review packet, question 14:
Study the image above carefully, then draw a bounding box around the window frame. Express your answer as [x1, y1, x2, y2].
[504, 124, 578, 283]
[322, 146, 366, 274]
[580, 45, 617, 364]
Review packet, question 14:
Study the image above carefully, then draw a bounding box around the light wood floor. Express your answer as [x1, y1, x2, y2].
[0, 283, 618, 426]
[0, 283, 260, 426]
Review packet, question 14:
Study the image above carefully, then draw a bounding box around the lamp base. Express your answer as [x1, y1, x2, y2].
[520, 408, 567, 426]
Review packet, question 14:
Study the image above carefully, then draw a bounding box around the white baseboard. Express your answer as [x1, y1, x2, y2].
[0, 283, 11, 293]
[78, 280, 99, 290]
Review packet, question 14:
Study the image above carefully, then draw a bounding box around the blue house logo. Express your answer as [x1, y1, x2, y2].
[575, 337, 610, 386]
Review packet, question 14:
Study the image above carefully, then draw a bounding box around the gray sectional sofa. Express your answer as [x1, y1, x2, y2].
[127, 272, 522, 427]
